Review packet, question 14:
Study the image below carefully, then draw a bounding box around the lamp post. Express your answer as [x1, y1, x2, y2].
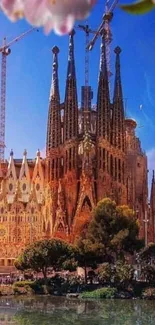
[143, 203, 150, 247]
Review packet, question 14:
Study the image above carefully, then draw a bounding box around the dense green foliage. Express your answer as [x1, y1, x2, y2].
[80, 287, 117, 299]
[139, 243, 155, 263]
[141, 265, 155, 285]
[15, 239, 75, 278]
[76, 198, 143, 276]
[98, 261, 134, 289]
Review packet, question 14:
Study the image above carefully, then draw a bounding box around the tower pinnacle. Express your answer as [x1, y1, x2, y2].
[96, 30, 110, 140]
[113, 46, 123, 100]
[64, 30, 78, 141]
[111, 46, 125, 151]
[67, 29, 76, 79]
[46, 45, 61, 153]
[50, 46, 60, 100]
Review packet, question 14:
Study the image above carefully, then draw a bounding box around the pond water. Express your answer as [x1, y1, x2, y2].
[0, 296, 155, 325]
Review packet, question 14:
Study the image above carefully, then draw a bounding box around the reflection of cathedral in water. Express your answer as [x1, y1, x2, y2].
[0, 30, 150, 269]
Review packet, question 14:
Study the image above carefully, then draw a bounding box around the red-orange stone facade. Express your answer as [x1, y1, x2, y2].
[0, 31, 153, 269]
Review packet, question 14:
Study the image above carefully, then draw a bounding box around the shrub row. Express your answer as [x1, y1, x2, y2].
[80, 287, 117, 299]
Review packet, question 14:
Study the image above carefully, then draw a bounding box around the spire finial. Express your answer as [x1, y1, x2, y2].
[113, 45, 123, 100]
[52, 46, 59, 55]
[114, 46, 122, 55]
[114, 46, 122, 80]
[10, 149, 13, 157]
[50, 45, 60, 99]
[23, 149, 27, 157]
[36, 149, 40, 157]
[67, 29, 76, 78]
[153, 170, 155, 181]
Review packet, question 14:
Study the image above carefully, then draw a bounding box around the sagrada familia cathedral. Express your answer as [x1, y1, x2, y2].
[0, 30, 154, 271]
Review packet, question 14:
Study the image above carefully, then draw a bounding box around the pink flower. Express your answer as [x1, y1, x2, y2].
[0, 0, 97, 35]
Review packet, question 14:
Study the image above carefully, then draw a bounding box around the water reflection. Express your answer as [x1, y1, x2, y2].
[0, 296, 155, 325]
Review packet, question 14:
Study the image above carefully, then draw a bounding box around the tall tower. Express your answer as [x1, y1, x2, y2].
[111, 47, 125, 152]
[150, 170, 155, 242]
[46, 46, 61, 181]
[96, 32, 111, 200]
[63, 30, 79, 227]
[110, 47, 126, 204]
[63, 30, 78, 144]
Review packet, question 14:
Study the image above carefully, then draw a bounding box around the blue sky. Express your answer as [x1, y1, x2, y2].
[0, 0, 155, 180]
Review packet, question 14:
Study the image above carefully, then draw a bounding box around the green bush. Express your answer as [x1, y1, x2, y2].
[80, 287, 117, 299]
[142, 288, 155, 299]
[13, 286, 21, 295]
[13, 280, 44, 294]
[13, 281, 35, 288]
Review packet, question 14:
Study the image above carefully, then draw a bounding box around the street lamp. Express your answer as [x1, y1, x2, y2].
[143, 203, 150, 247]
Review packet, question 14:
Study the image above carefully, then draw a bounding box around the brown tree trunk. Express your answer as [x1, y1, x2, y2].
[84, 262, 87, 284]
[42, 267, 47, 284]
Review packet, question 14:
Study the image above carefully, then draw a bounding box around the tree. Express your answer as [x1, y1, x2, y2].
[14, 239, 75, 279]
[98, 261, 134, 289]
[78, 198, 143, 265]
[138, 243, 155, 284]
[112, 261, 134, 289]
[139, 243, 155, 264]
[75, 236, 102, 283]
[141, 264, 155, 285]
[98, 263, 112, 285]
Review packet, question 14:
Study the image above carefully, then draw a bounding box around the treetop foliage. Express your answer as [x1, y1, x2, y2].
[15, 238, 75, 277]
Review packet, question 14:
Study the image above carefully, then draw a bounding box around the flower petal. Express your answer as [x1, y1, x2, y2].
[53, 14, 75, 35]
[0, 0, 97, 34]
[0, 0, 24, 21]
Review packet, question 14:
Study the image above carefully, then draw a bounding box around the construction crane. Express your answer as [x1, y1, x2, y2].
[76, 24, 96, 131]
[77, 24, 96, 96]
[87, 0, 119, 77]
[0, 28, 37, 161]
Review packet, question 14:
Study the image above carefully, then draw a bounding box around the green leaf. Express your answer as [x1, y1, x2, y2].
[120, 0, 155, 14]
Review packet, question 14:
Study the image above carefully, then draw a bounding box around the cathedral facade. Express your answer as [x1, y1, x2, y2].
[0, 30, 150, 270]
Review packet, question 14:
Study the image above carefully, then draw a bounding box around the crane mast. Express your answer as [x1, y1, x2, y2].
[0, 28, 37, 161]
[0, 39, 10, 161]
[87, 0, 119, 78]
[77, 24, 96, 132]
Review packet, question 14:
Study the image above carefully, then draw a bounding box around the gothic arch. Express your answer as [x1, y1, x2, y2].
[82, 196, 92, 209]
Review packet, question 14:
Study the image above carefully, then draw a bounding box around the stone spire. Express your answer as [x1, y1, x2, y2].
[46, 46, 61, 154]
[150, 170, 155, 241]
[111, 47, 125, 151]
[150, 170, 155, 205]
[67, 29, 76, 79]
[50, 46, 60, 100]
[96, 31, 110, 141]
[64, 30, 78, 141]
[6, 149, 17, 180]
[19, 149, 30, 182]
